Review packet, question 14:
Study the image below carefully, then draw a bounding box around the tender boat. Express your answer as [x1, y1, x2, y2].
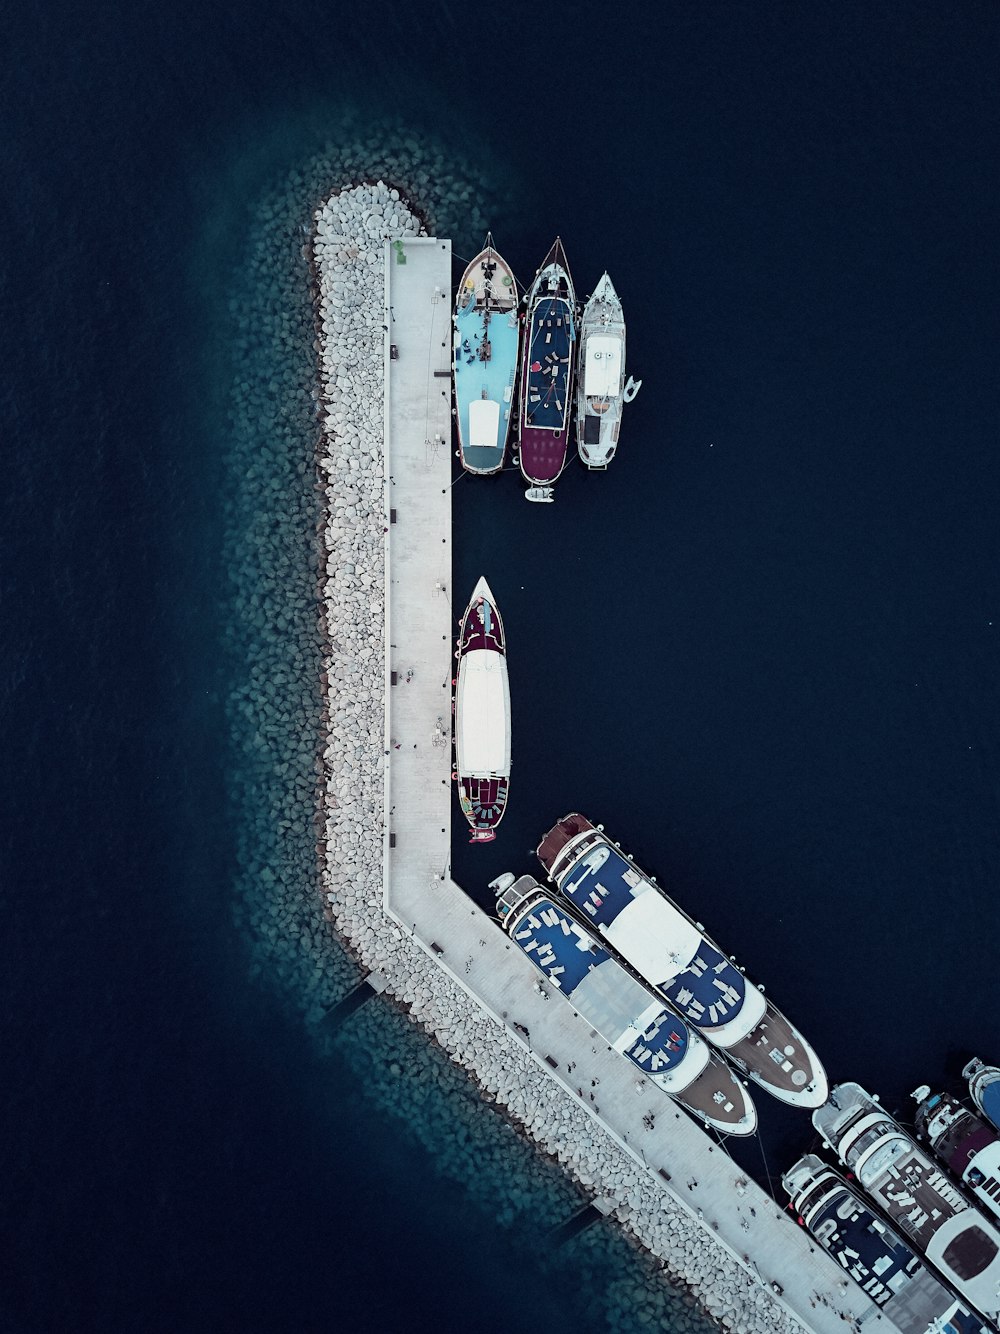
[536, 813, 828, 1109]
[492, 873, 757, 1136]
[453, 235, 520, 474]
[453, 577, 510, 842]
[814, 1082, 1000, 1327]
[783, 1154, 987, 1334]
[575, 272, 641, 469]
[518, 238, 576, 496]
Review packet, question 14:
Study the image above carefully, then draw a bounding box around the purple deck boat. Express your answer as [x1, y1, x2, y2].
[518, 239, 577, 495]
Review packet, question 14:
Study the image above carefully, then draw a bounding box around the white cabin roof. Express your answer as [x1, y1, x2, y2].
[584, 335, 622, 397]
[455, 649, 510, 774]
[469, 398, 500, 449]
[603, 892, 702, 985]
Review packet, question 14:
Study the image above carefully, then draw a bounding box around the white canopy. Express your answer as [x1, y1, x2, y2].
[584, 335, 622, 397]
[455, 649, 510, 775]
[469, 398, 500, 449]
[603, 892, 702, 985]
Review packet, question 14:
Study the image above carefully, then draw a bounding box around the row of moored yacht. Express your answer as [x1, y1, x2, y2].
[453, 236, 641, 500]
[782, 1066, 1000, 1333]
[449, 575, 1000, 1330]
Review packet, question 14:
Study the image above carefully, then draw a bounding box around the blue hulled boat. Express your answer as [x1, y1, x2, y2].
[453, 236, 520, 475]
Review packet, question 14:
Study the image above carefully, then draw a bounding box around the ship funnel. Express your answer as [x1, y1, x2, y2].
[911, 1084, 931, 1103]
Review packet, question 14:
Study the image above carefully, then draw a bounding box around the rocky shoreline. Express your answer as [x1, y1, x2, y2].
[312, 180, 802, 1334]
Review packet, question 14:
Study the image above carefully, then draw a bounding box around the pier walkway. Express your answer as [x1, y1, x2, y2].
[381, 237, 888, 1334]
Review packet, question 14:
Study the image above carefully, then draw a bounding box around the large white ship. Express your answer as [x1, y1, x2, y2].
[492, 873, 757, 1136]
[535, 813, 828, 1108]
[814, 1082, 1000, 1329]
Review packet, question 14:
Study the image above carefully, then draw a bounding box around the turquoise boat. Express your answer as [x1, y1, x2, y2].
[453, 236, 520, 475]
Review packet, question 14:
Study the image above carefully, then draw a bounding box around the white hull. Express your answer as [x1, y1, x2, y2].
[575, 273, 635, 469]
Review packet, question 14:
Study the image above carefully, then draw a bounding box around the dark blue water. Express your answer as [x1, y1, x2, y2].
[3, 2, 999, 1330]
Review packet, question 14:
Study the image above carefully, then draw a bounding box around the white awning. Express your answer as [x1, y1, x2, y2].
[584, 335, 621, 397]
[469, 398, 501, 449]
[456, 649, 510, 774]
[603, 893, 701, 984]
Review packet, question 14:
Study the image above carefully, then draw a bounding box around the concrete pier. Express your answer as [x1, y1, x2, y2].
[381, 236, 453, 907]
[379, 235, 889, 1334]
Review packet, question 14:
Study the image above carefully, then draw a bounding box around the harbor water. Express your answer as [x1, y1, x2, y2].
[3, 2, 999, 1330]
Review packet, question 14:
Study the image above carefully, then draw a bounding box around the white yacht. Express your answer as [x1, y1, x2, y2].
[574, 272, 640, 469]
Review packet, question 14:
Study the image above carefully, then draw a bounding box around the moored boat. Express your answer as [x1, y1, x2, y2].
[814, 1082, 1000, 1327]
[453, 235, 520, 474]
[575, 272, 641, 469]
[965, 1059, 1000, 1133]
[454, 577, 510, 843]
[913, 1085, 1000, 1225]
[518, 238, 576, 495]
[535, 813, 828, 1108]
[492, 873, 757, 1136]
[783, 1153, 987, 1334]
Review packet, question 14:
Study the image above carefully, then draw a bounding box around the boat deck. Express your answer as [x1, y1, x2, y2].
[500, 879, 754, 1136]
[555, 837, 748, 1024]
[458, 774, 507, 834]
[728, 1009, 821, 1097]
[816, 1091, 974, 1254]
[454, 298, 519, 472]
[523, 296, 574, 431]
[459, 592, 504, 655]
[786, 1159, 986, 1334]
